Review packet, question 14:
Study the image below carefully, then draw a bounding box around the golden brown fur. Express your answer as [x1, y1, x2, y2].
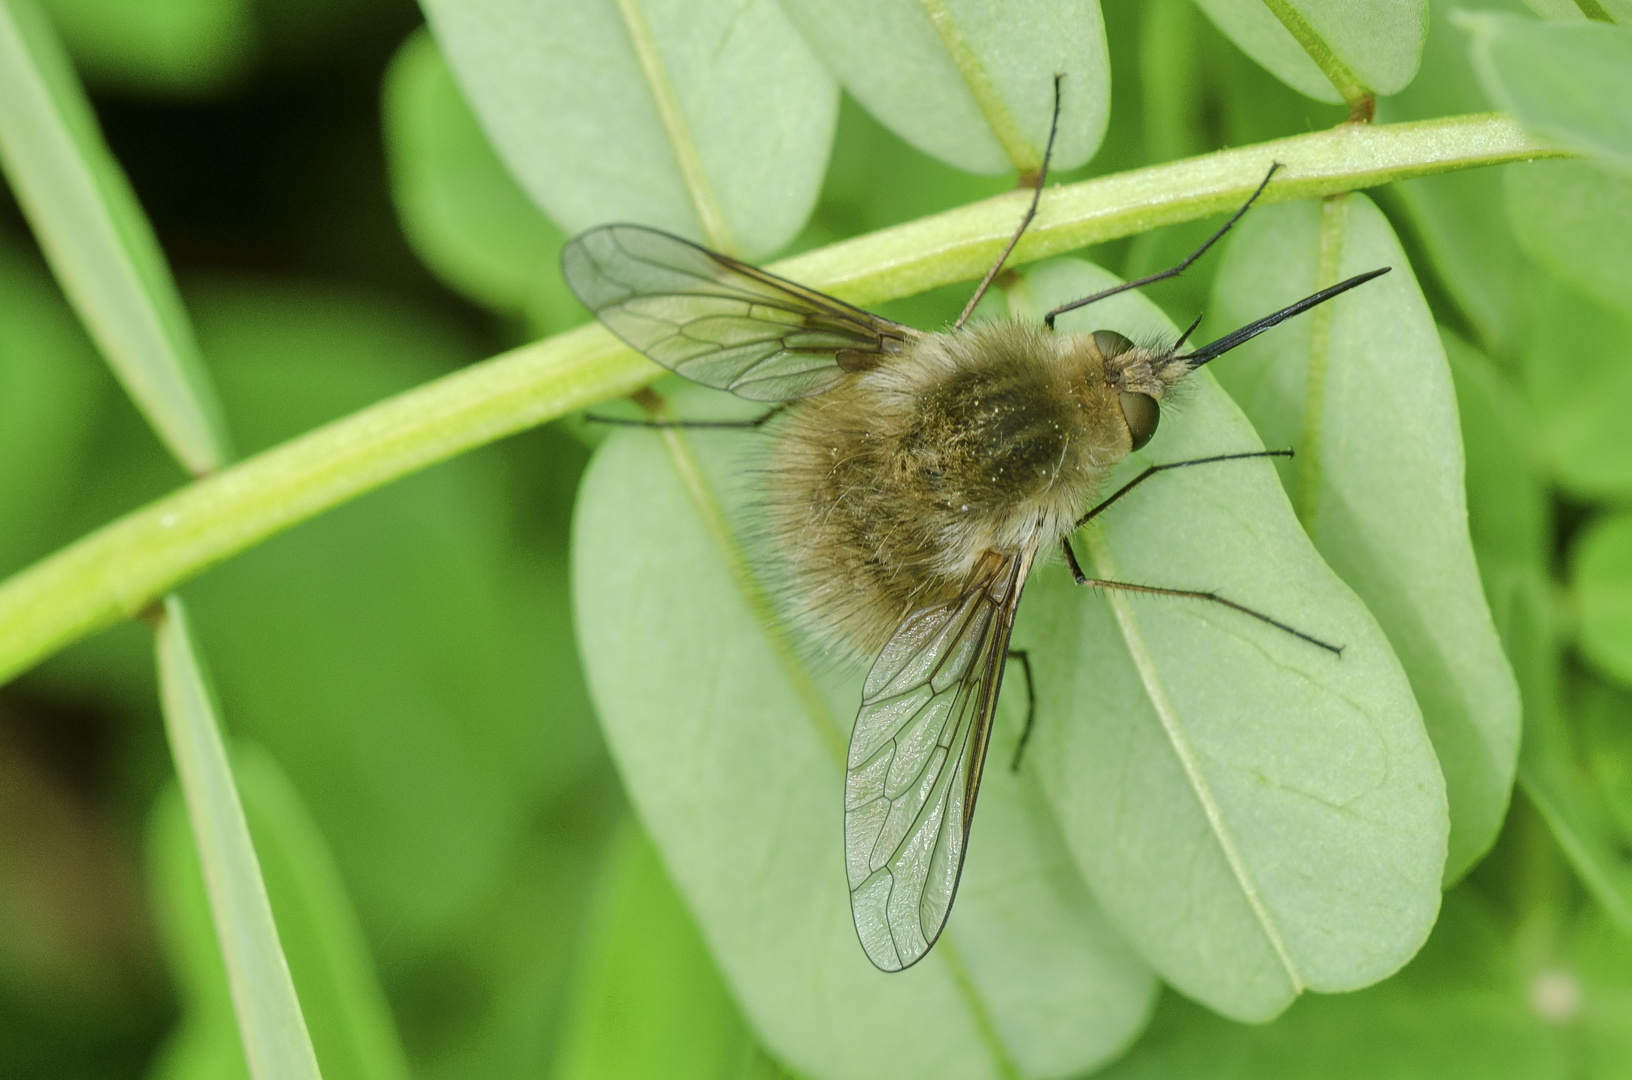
[768, 321, 1179, 654]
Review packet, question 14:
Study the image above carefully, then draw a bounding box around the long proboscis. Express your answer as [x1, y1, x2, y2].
[1178, 267, 1392, 369]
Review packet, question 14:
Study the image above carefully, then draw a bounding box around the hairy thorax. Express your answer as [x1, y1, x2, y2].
[769, 322, 1133, 653]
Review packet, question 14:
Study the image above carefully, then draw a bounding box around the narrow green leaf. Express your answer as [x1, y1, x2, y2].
[999, 259, 1444, 1021]
[420, 0, 836, 258]
[37, 0, 256, 94]
[555, 821, 793, 1080]
[1458, 12, 1632, 166]
[381, 28, 580, 330]
[776, 0, 1108, 175]
[0, 0, 230, 475]
[1519, 765, 1632, 938]
[1209, 194, 1519, 883]
[1581, 678, 1632, 847]
[1486, 554, 1632, 934]
[1520, 274, 1632, 500]
[572, 388, 1156, 1079]
[1190, 0, 1427, 104]
[1573, 512, 1632, 687]
[147, 746, 413, 1080]
[151, 595, 322, 1080]
[1506, 160, 1632, 322]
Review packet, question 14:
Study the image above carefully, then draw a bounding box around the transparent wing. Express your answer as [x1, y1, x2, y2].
[561, 224, 921, 402]
[844, 546, 1038, 972]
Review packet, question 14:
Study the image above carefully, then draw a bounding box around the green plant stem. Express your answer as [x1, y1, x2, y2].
[0, 113, 1569, 687]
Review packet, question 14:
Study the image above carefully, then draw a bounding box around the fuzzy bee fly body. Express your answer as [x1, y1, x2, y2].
[768, 321, 1185, 657]
[562, 90, 1389, 971]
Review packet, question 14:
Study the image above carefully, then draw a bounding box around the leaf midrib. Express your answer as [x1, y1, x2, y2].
[916, 0, 1036, 172]
[1083, 527, 1306, 994]
[613, 0, 736, 252]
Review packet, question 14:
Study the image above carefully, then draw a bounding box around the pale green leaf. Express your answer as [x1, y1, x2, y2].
[0, 0, 230, 475]
[147, 746, 413, 1080]
[1208, 194, 1518, 884]
[151, 595, 322, 1080]
[998, 259, 1444, 1021]
[382, 28, 582, 332]
[1506, 160, 1632, 322]
[555, 821, 794, 1080]
[1459, 12, 1632, 166]
[774, 0, 1108, 175]
[1190, 0, 1427, 103]
[572, 387, 1155, 1079]
[420, 0, 836, 259]
[1519, 274, 1632, 500]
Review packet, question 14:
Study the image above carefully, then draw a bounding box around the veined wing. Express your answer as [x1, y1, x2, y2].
[560, 224, 920, 402]
[845, 546, 1038, 972]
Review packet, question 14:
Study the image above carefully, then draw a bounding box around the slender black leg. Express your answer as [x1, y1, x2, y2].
[1060, 536, 1342, 655]
[1044, 163, 1283, 330]
[955, 74, 1065, 331]
[1006, 649, 1036, 772]
[1076, 449, 1291, 529]
[584, 403, 787, 430]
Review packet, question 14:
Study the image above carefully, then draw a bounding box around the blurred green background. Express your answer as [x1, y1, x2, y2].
[2, 0, 1631, 1076]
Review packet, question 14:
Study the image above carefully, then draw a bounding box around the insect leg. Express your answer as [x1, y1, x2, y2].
[1044, 163, 1283, 330]
[1006, 648, 1036, 772]
[1075, 449, 1291, 529]
[954, 74, 1064, 331]
[1060, 536, 1342, 655]
[583, 404, 787, 430]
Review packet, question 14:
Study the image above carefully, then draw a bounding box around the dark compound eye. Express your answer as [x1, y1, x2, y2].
[1093, 329, 1134, 360]
[1118, 391, 1159, 451]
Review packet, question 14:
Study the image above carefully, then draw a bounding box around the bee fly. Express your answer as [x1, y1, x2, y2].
[561, 81, 1387, 973]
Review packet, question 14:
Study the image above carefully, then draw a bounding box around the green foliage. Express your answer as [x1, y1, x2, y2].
[381, 27, 575, 330]
[553, 822, 792, 1080]
[2, 0, 1632, 1078]
[38, 0, 255, 94]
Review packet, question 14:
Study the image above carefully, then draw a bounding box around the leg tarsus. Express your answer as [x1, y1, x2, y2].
[1075, 449, 1292, 529]
[1045, 162, 1282, 330]
[1067, 569, 1342, 655]
[1007, 648, 1037, 772]
[584, 404, 786, 430]
[956, 74, 1065, 331]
